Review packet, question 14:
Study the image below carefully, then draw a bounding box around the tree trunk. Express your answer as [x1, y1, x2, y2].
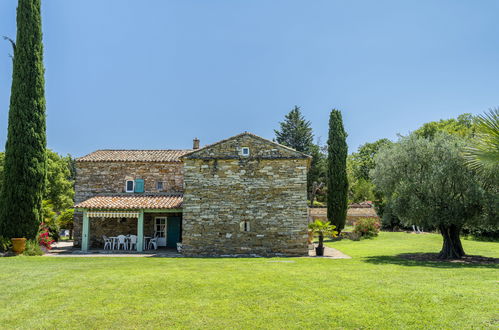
[438, 225, 465, 259]
[69, 229, 73, 240]
[318, 233, 324, 249]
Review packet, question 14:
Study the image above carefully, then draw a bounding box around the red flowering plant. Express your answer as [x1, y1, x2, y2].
[38, 222, 55, 250]
[353, 218, 381, 239]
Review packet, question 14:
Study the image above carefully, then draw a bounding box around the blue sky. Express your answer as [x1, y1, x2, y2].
[0, 1, 498, 157]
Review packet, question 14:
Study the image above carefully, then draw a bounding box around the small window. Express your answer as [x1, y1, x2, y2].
[240, 220, 250, 232]
[125, 180, 134, 193]
[156, 181, 164, 191]
[241, 147, 250, 157]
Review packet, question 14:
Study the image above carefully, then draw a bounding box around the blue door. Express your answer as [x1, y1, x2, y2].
[166, 217, 181, 248]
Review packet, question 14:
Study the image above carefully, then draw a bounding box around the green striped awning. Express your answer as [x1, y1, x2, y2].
[87, 211, 140, 218]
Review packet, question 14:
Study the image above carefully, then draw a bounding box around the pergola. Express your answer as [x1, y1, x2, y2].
[75, 194, 183, 252]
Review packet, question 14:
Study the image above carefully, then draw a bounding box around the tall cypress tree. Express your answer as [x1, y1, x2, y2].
[327, 109, 348, 233]
[0, 0, 47, 239]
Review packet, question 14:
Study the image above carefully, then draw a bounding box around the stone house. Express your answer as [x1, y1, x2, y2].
[74, 132, 311, 256]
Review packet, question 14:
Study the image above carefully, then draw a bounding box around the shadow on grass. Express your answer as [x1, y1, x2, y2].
[363, 253, 499, 269]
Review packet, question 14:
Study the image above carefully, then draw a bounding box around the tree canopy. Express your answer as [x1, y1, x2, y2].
[372, 133, 488, 259]
[413, 113, 476, 139]
[45, 150, 74, 213]
[347, 138, 392, 204]
[274, 106, 314, 154]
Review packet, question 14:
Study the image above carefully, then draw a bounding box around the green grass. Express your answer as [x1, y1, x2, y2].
[0, 232, 497, 329]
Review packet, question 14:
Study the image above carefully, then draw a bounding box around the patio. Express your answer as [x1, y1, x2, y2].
[74, 194, 183, 252]
[47, 240, 183, 257]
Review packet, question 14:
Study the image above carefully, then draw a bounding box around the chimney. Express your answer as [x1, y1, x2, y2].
[193, 138, 200, 150]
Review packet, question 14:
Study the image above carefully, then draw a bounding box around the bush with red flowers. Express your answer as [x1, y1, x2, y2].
[353, 218, 381, 239]
[38, 222, 55, 250]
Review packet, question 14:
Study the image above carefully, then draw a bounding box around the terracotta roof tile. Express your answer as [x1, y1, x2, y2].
[77, 150, 192, 162]
[75, 194, 183, 210]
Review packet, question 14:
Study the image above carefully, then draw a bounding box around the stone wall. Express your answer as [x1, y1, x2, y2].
[308, 207, 379, 227]
[182, 134, 309, 256]
[73, 161, 183, 247]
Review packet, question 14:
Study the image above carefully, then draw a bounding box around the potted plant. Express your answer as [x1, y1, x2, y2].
[11, 238, 27, 254]
[308, 220, 338, 256]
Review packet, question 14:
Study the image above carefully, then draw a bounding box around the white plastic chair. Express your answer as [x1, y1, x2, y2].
[129, 235, 137, 251]
[176, 242, 182, 253]
[102, 235, 112, 250]
[148, 237, 158, 250]
[116, 235, 127, 250]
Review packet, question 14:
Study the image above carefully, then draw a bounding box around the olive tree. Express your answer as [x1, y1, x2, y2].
[372, 134, 485, 259]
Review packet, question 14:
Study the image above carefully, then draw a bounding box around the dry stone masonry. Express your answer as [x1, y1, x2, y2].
[181, 133, 310, 256]
[73, 133, 311, 255]
[74, 158, 184, 247]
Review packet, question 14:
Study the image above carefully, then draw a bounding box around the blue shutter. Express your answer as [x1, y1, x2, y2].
[134, 179, 144, 193]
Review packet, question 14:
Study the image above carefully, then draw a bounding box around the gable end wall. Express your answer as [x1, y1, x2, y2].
[182, 135, 309, 256]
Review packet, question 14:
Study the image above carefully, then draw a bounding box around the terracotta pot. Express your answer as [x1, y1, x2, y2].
[11, 238, 27, 254]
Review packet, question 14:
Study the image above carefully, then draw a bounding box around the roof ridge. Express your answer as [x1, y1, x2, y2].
[181, 131, 311, 159]
[90, 149, 192, 151]
[77, 149, 193, 162]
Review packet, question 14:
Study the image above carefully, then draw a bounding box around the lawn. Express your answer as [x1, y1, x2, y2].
[0, 232, 497, 329]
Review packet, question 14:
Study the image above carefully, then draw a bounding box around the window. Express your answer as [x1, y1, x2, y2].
[125, 180, 134, 193]
[241, 147, 250, 157]
[156, 181, 164, 191]
[155, 217, 166, 238]
[240, 220, 250, 232]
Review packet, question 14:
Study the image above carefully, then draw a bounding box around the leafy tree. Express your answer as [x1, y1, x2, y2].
[372, 134, 487, 259]
[274, 106, 314, 154]
[414, 113, 476, 139]
[347, 139, 392, 211]
[0, 149, 74, 222]
[350, 139, 392, 181]
[57, 208, 74, 239]
[327, 109, 348, 233]
[307, 144, 327, 205]
[0, 0, 47, 239]
[348, 178, 375, 203]
[45, 150, 74, 213]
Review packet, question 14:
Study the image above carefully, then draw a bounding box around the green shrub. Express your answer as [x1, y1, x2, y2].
[462, 223, 499, 241]
[353, 218, 381, 238]
[0, 236, 12, 252]
[23, 240, 43, 256]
